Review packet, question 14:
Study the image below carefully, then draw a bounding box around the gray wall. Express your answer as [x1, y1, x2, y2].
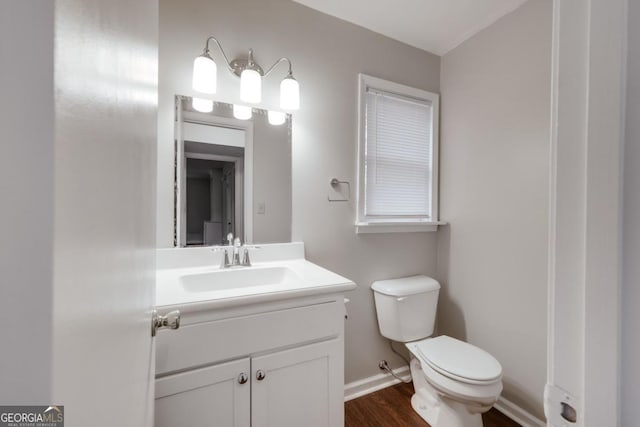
[0, 1, 54, 403]
[437, 0, 551, 419]
[158, 0, 441, 383]
[622, 0, 640, 424]
[252, 113, 292, 243]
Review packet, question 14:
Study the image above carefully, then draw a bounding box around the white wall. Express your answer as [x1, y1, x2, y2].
[437, 0, 551, 419]
[622, 0, 639, 423]
[0, 1, 55, 403]
[158, 0, 441, 383]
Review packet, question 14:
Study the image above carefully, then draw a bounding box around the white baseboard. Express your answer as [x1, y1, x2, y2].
[343, 365, 411, 402]
[344, 370, 546, 427]
[494, 396, 546, 427]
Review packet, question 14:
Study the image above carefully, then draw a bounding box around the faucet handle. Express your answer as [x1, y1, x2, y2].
[232, 237, 242, 265]
[211, 246, 231, 268]
[242, 248, 252, 267]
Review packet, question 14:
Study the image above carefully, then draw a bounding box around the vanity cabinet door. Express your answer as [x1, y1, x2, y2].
[251, 339, 343, 427]
[155, 357, 251, 427]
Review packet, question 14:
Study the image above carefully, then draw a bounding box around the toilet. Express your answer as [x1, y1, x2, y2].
[371, 275, 503, 427]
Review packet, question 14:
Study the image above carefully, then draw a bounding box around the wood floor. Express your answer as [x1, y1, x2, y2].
[345, 382, 521, 427]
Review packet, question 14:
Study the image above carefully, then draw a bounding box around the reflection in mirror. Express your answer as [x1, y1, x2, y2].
[174, 96, 292, 247]
[185, 149, 242, 246]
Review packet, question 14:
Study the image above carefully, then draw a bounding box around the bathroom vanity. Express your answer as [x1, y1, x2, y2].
[154, 243, 355, 427]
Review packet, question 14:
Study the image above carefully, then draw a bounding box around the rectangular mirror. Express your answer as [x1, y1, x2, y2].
[174, 96, 292, 246]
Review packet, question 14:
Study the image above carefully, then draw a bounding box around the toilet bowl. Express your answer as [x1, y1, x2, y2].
[406, 336, 503, 427]
[371, 276, 503, 427]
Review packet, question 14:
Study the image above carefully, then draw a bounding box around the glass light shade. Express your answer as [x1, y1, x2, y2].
[268, 111, 286, 126]
[280, 76, 300, 110]
[233, 104, 252, 120]
[192, 97, 213, 113]
[192, 55, 217, 94]
[240, 69, 261, 103]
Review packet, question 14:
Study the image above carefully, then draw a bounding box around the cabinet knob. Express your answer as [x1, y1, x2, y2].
[238, 373, 248, 385]
[256, 370, 266, 381]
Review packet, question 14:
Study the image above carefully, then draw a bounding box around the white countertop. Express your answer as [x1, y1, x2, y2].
[156, 243, 356, 313]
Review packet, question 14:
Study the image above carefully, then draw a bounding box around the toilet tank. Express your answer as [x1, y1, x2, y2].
[371, 275, 440, 343]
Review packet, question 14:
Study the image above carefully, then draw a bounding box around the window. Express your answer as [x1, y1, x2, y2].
[356, 74, 440, 233]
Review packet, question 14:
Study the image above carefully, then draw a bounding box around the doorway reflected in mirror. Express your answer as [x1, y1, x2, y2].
[186, 157, 238, 246]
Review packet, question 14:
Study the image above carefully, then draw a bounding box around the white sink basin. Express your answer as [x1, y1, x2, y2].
[180, 266, 301, 293]
[156, 243, 357, 310]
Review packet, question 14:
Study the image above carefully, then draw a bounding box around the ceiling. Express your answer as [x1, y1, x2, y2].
[291, 0, 529, 56]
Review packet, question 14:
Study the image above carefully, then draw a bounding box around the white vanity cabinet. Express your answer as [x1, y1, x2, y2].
[154, 295, 346, 427]
[155, 358, 251, 427]
[251, 338, 342, 427]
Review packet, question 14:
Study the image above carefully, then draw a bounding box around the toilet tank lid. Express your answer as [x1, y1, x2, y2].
[371, 275, 440, 297]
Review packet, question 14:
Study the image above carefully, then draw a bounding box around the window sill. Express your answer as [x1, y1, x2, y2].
[355, 221, 447, 234]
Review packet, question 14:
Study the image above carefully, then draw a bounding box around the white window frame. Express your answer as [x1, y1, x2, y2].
[356, 74, 442, 234]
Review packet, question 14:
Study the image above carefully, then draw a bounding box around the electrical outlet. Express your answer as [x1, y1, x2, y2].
[544, 383, 579, 426]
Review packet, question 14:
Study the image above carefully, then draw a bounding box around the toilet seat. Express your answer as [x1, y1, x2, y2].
[412, 356, 503, 406]
[406, 337, 503, 407]
[415, 336, 502, 385]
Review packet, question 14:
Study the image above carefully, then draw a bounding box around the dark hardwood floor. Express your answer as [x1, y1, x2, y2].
[345, 382, 521, 427]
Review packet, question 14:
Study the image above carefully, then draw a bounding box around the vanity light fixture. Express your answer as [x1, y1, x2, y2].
[233, 104, 252, 120]
[191, 97, 214, 113]
[267, 110, 286, 126]
[192, 36, 300, 111]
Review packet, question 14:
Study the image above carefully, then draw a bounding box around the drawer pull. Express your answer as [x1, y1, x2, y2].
[256, 370, 266, 381]
[238, 373, 248, 385]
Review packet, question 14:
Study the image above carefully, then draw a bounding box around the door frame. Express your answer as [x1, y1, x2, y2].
[546, 0, 627, 425]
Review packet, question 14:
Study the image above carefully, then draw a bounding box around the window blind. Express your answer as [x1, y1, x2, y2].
[364, 88, 433, 218]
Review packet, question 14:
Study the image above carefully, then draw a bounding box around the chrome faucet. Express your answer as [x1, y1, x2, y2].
[214, 234, 253, 268]
[232, 237, 242, 266]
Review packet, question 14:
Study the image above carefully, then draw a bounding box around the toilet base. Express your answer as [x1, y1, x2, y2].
[409, 358, 485, 427]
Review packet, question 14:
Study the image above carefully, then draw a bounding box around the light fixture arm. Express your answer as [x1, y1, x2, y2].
[202, 36, 235, 73]
[201, 36, 294, 78]
[263, 57, 294, 78]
